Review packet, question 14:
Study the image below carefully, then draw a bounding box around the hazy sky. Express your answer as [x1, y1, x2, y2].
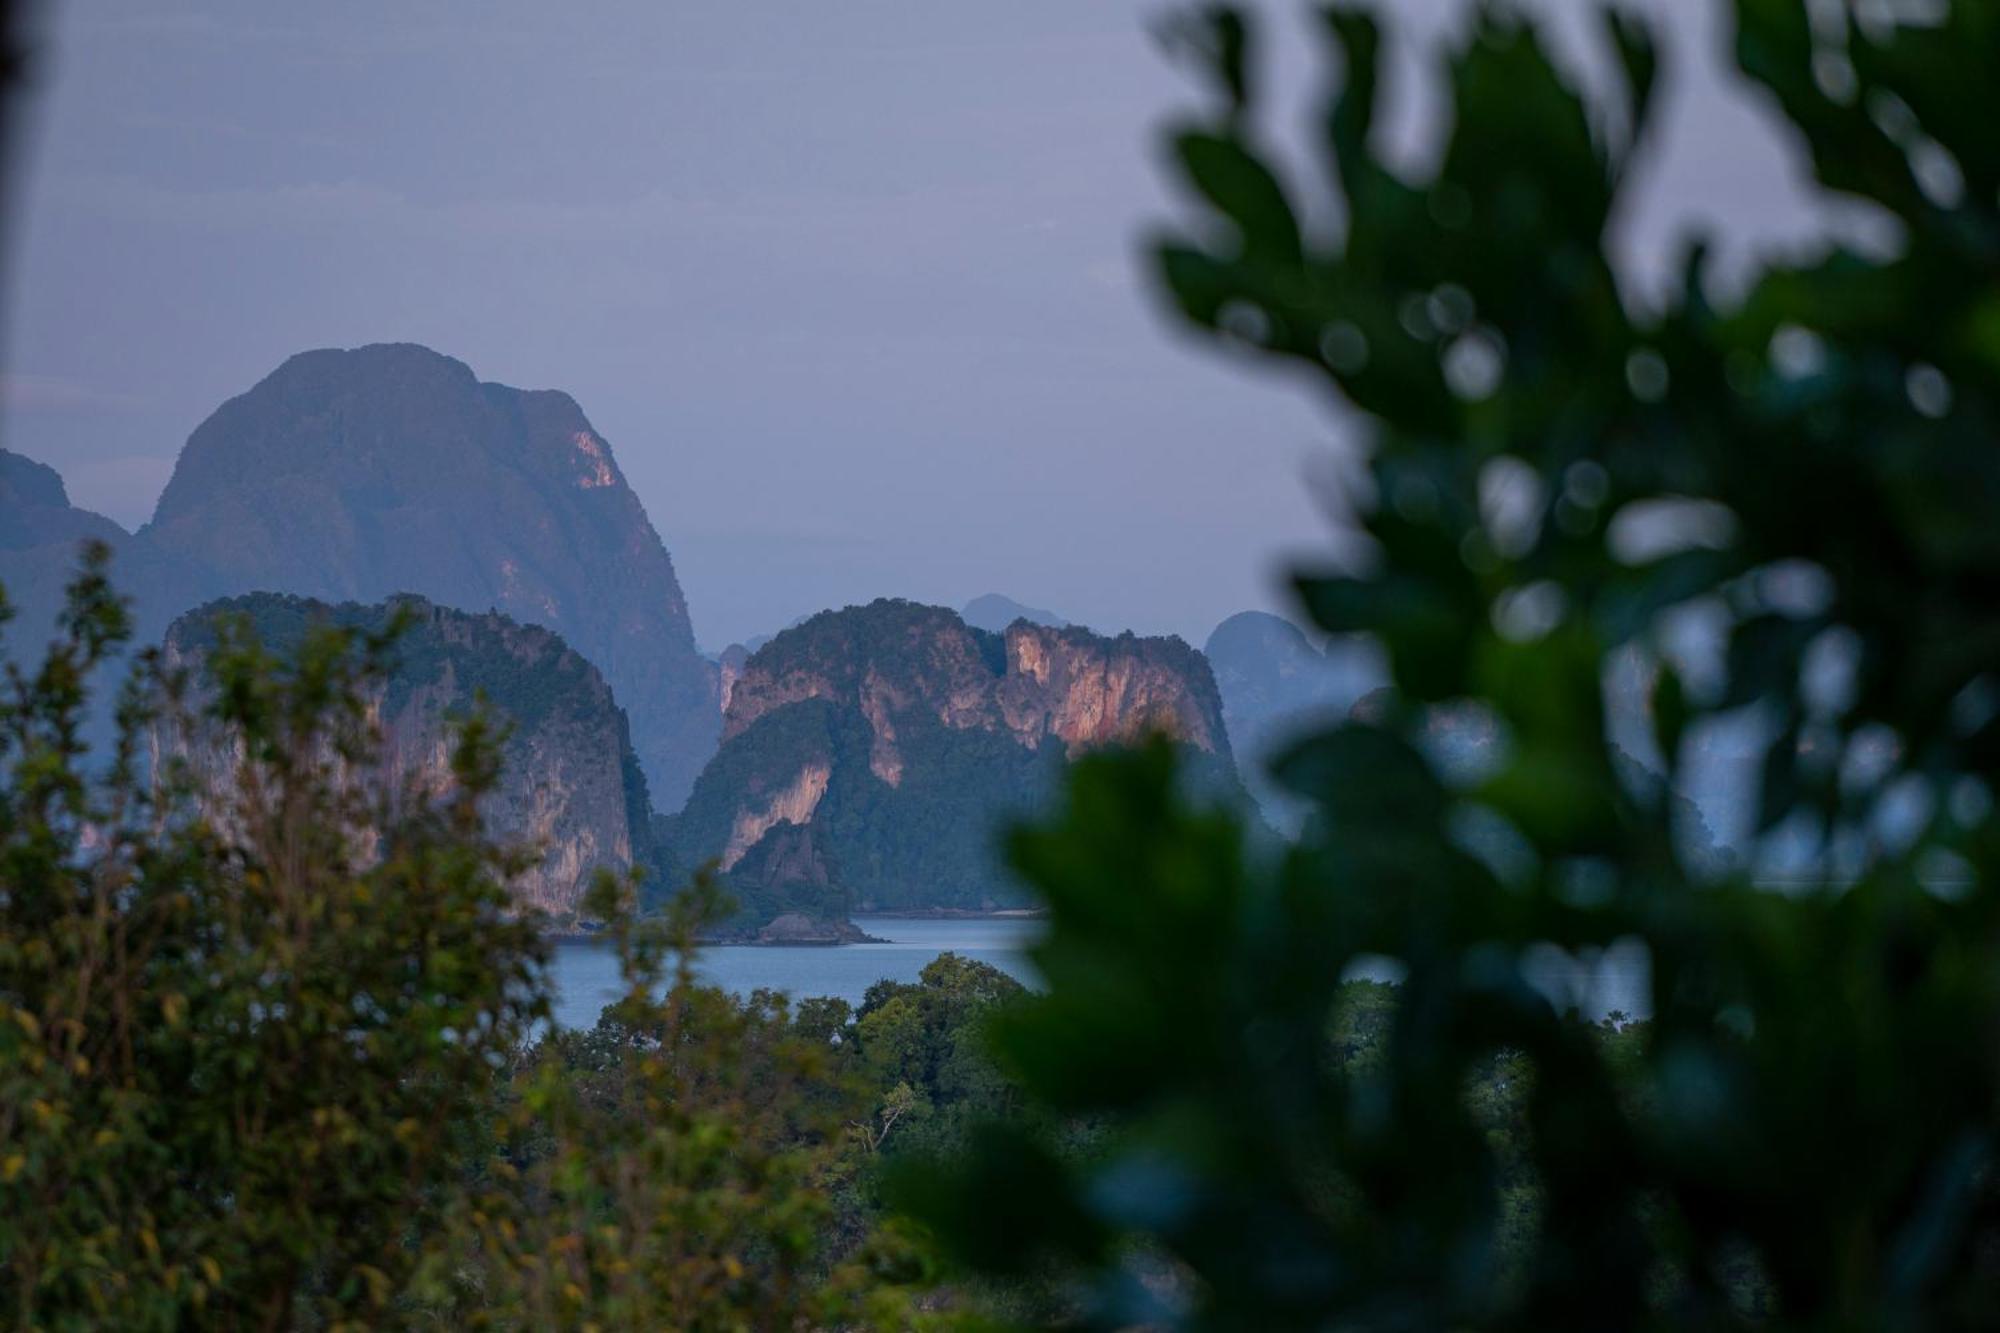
[1, 0, 1849, 649]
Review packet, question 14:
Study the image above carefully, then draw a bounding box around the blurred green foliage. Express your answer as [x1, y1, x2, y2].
[909, 2, 2000, 1328]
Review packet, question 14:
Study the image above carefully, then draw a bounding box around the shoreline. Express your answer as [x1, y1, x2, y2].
[852, 908, 1047, 921]
[547, 910, 1042, 947]
[544, 927, 891, 948]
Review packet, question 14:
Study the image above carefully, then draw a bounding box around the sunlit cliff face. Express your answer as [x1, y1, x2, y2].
[997, 622, 1226, 757]
[721, 761, 832, 870]
[719, 605, 1230, 788]
[568, 431, 619, 489]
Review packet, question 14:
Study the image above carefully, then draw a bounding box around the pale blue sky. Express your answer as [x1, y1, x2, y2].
[1, 0, 1845, 648]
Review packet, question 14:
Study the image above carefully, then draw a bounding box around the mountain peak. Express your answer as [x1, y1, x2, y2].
[960, 592, 1068, 633]
[0, 448, 73, 512]
[128, 345, 718, 807]
[267, 341, 478, 384]
[0, 450, 129, 567]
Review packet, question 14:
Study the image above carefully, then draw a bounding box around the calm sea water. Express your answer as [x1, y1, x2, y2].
[545, 916, 1651, 1031]
[547, 916, 1044, 1030]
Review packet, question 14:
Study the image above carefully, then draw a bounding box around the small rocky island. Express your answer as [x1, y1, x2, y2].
[662, 598, 1248, 925]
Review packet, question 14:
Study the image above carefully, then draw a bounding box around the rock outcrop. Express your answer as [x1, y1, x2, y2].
[669, 599, 1241, 914]
[756, 912, 868, 945]
[721, 761, 831, 870]
[715, 642, 752, 715]
[157, 593, 654, 921]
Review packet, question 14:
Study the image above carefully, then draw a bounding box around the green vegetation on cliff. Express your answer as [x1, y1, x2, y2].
[169, 593, 626, 741]
[678, 694, 1066, 915]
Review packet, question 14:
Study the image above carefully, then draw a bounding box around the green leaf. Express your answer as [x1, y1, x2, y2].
[1173, 130, 1305, 266]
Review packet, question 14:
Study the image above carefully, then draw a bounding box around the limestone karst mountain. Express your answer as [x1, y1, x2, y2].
[2, 344, 720, 807]
[157, 593, 655, 921]
[667, 598, 1242, 917]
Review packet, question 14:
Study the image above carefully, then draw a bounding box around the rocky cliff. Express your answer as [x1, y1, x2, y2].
[669, 599, 1240, 915]
[158, 593, 654, 922]
[723, 604, 1226, 761]
[131, 344, 717, 807]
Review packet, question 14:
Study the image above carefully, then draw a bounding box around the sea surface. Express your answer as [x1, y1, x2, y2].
[546, 915, 1652, 1030]
[547, 915, 1044, 1030]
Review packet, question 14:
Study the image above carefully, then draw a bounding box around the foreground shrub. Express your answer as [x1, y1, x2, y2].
[0, 548, 547, 1327]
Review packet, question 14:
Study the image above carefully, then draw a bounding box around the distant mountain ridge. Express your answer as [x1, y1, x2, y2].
[1203, 610, 1387, 829]
[959, 593, 1068, 633]
[1, 449, 119, 545]
[0, 449, 142, 662]
[668, 598, 1241, 916]
[158, 593, 654, 921]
